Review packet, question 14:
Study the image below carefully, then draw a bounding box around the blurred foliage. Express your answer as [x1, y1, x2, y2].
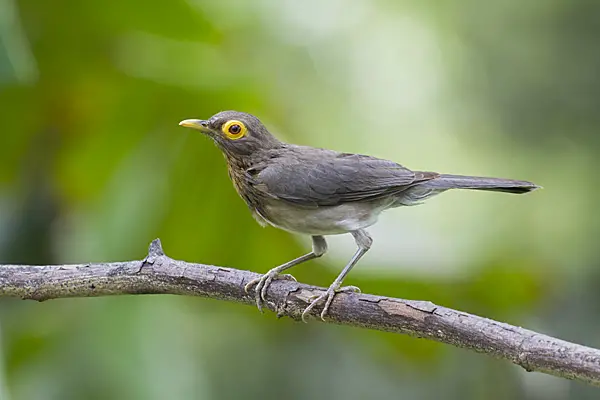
[1, 0, 599, 399]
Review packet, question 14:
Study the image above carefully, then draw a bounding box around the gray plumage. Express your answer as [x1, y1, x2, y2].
[179, 110, 540, 321]
[253, 147, 437, 207]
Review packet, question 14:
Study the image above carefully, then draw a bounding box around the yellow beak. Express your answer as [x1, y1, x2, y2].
[178, 119, 210, 132]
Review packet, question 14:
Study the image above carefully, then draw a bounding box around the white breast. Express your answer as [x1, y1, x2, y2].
[259, 198, 394, 235]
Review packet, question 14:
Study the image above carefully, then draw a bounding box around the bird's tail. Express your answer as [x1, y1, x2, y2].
[394, 173, 539, 206]
[422, 174, 540, 194]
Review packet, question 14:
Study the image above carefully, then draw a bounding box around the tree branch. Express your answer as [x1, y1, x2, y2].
[1, 239, 599, 386]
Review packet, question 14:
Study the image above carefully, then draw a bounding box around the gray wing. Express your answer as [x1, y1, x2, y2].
[253, 150, 437, 207]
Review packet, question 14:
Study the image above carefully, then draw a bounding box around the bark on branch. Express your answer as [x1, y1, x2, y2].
[1, 239, 599, 386]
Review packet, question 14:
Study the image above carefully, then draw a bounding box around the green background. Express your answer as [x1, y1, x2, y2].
[1, 0, 599, 399]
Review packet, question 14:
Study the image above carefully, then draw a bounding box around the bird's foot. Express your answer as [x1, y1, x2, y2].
[301, 284, 361, 323]
[244, 269, 297, 312]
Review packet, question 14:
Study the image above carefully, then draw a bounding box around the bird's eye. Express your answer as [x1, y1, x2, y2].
[222, 120, 247, 140]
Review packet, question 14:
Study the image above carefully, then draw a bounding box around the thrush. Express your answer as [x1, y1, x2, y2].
[179, 111, 539, 322]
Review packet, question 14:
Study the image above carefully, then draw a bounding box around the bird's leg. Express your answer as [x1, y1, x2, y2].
[245, 236, 327, 312]
[301, 229, 372, 323]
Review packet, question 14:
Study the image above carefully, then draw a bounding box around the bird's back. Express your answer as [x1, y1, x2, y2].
[251, 144, 435, 207]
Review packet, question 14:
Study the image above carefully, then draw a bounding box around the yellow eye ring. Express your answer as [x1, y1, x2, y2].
[222, 120, 247, 140]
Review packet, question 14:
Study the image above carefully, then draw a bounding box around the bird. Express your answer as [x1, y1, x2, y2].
[179, 111, 539, 322]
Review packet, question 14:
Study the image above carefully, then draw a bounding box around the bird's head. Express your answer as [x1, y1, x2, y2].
[179, 111, 282, 159]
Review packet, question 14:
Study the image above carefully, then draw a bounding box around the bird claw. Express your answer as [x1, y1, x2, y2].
[244, 270, 297, 312]
[301, 285, 361, 323]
